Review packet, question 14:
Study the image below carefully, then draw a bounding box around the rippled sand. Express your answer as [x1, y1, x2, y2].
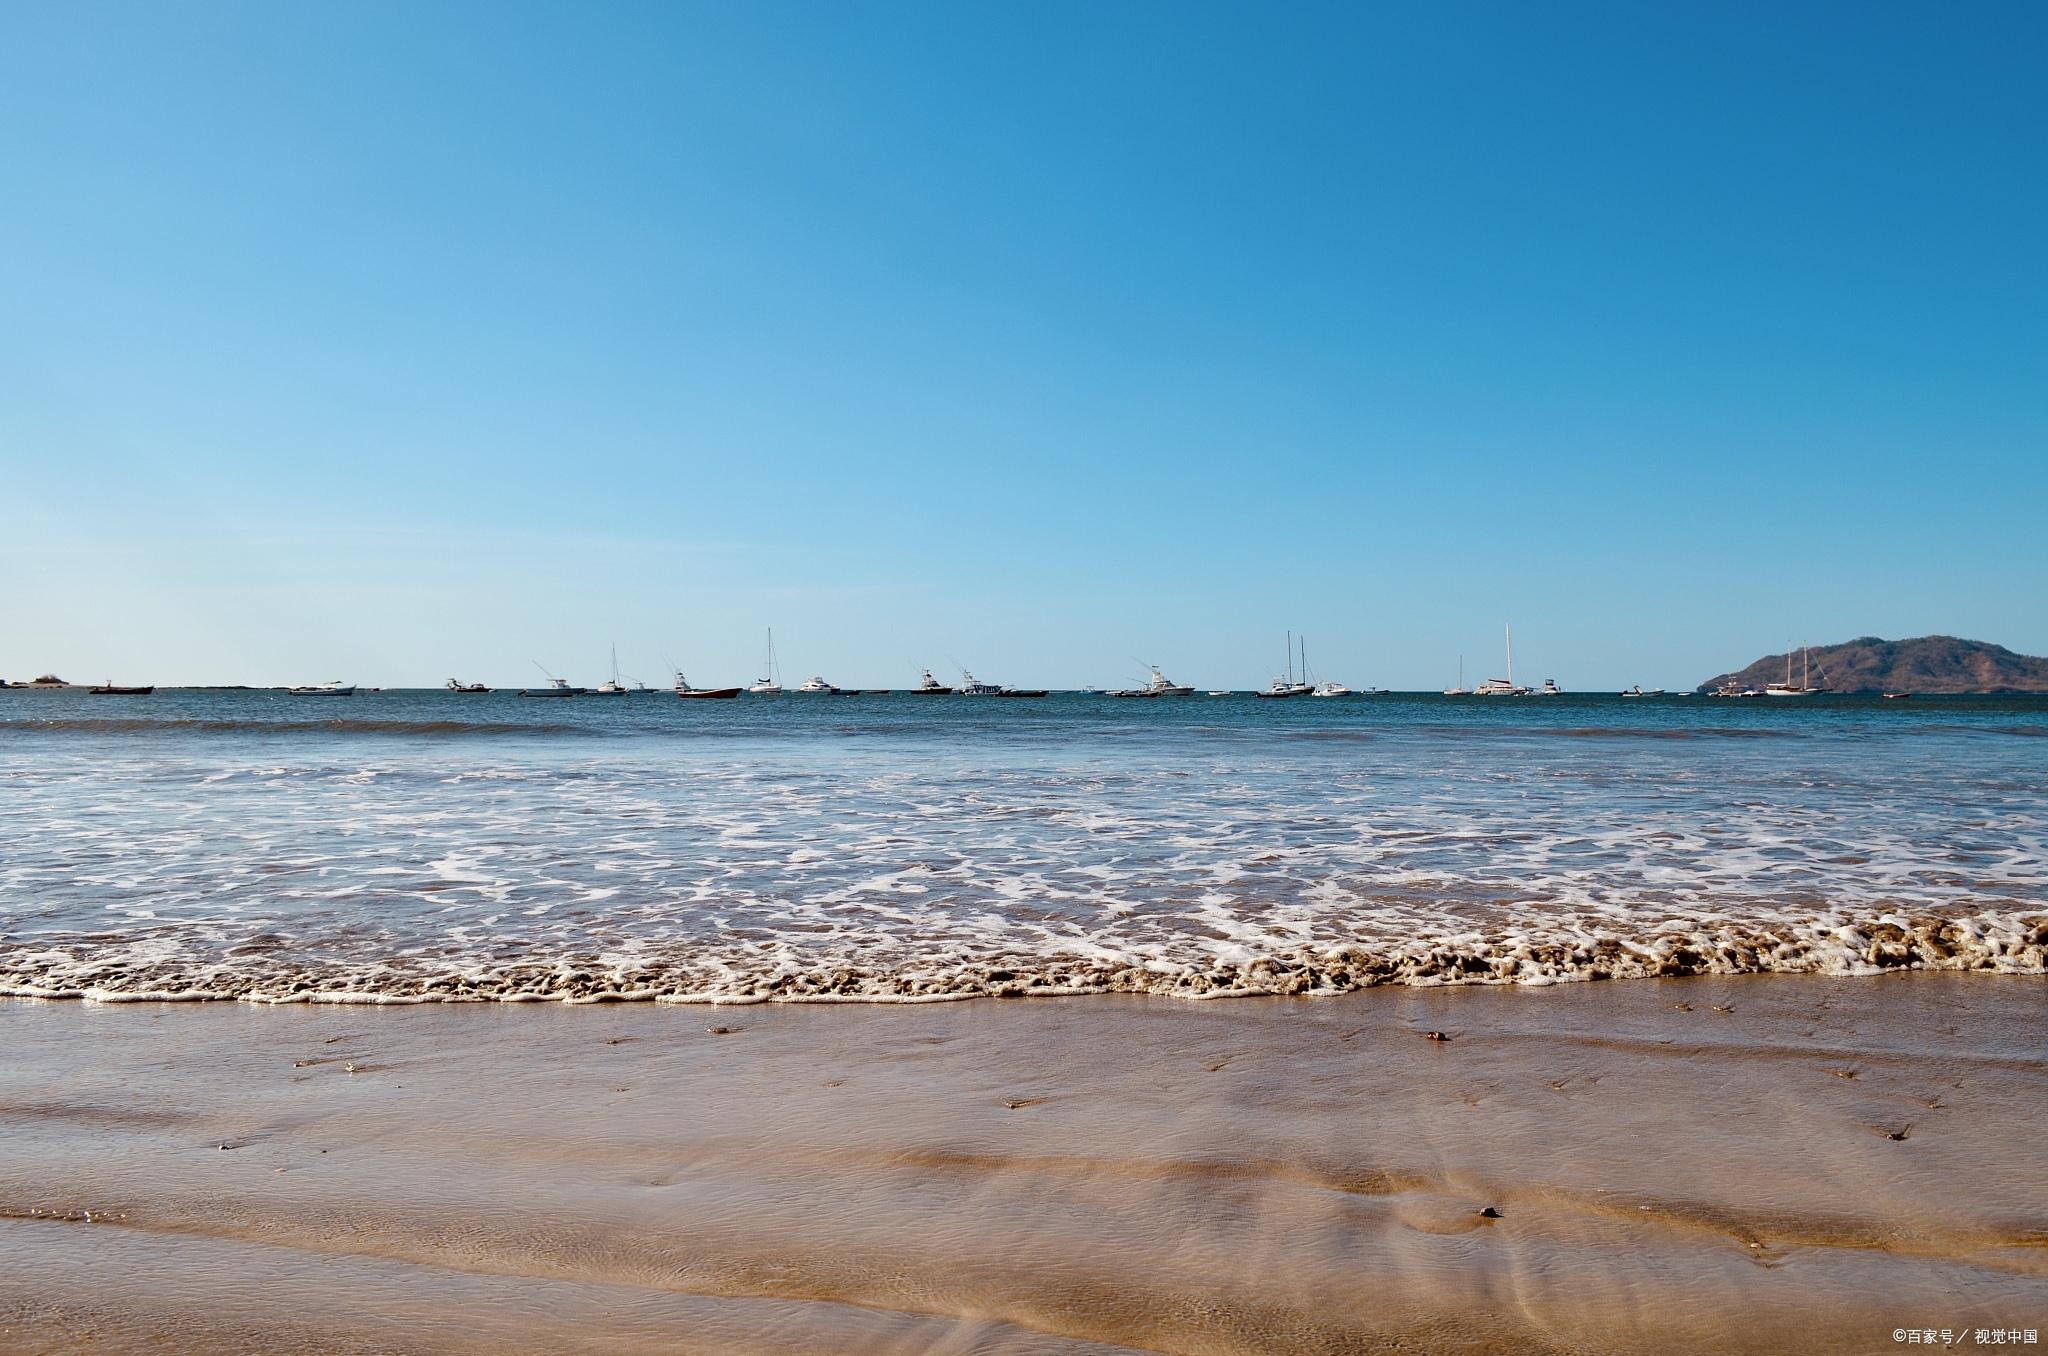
[3, 975, 2043, 1353]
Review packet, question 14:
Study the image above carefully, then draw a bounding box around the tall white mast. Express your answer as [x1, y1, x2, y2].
[1505, 623, 1514, 688]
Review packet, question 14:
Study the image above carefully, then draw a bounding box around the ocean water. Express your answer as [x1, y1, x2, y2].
[1, 689, 2043, 1002]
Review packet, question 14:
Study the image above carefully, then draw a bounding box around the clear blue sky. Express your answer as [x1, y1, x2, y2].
[4, 1, 2043, 689]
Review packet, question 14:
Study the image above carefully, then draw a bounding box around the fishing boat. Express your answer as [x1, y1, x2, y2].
[1764, 645, 1821, 696]
[1472, 625, 1531, 695]
[1142, 666, 1195, 697]
[88, 682, 154, 695]
[748, 630, 784, 695]
[288, 681, 356, 696]
[1534, 678, 1564, 696]
[1709, 679, 1760, 699]
[956, 670, 1004, 696]
[911, 668, 952, 695]
[446, 679, 490, 693]
[673, 673, 742, 699]
[797, 675, 838, 694]
[518, 662, 584, 697]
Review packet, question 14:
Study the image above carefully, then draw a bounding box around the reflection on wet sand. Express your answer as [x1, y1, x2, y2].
[2, 975, 2043, 1354]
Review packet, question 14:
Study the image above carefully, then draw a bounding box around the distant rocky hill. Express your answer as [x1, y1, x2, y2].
[1698, 636, 2048, 695]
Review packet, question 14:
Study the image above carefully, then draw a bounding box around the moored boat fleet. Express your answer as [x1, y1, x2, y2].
[0, 633, 1879, 699]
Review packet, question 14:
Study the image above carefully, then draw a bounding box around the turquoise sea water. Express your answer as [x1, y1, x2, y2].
[2, 689, 2042, 1001]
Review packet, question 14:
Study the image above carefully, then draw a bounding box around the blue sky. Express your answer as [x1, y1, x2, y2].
[4, 1, 2043, 689]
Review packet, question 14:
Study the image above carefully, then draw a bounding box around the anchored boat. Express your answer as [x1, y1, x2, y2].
[674, 673, 742, 699]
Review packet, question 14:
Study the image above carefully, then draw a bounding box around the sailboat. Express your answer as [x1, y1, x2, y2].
[1257, 632, 1307, 698]
[1444, 656, 1469, 696]
[1472, 625, 1531, 695]
[748, 630, 784, 696]
[595, 644, 628, 695]
[1764, 644, 1820, 696]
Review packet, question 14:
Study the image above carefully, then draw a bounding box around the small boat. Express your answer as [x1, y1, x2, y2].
[89, 682, 154, 695]
[1080, 686, 1102, 695]
[1709, 680, 1761, 699]
[594, 644, 629, 695]
[673, 674, 742, 699]
[288, 681, 356, 696]
[998, 688, 1050, 698]
[1884, 691, 1913, 700]
[1311, 680, 1351, 698]
[796, 675, 838, 693]
[748, 630, 784, 695]
[910, 668, 952, 695]
[519, 677, 585, 697]
[1618, 685, 1664, 698]
[1255, 675, 1299, 699]
[446, 679, 489, 693]
[1534, 678, 1564, 696]
[1207, 690, 1232, 697]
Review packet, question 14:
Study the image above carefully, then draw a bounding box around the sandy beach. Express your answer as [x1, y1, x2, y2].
[3, 974, 2042, 1354]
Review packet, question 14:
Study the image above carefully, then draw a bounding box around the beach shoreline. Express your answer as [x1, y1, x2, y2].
[4, 973, 2042, 1354]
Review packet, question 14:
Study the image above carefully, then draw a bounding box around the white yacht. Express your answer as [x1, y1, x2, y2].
[1534, 678, 1564, 696]
[288, 680, 355, 696]
[1472, 625, 1532, 695]
[1207, 689, 1232, 697]
[1311, 680, 1351, 697]
[797, 675, 838, 694]
[595, 644, 628, 695]
[748, 630, 784, 695]
[1764, 645, 1820, 696]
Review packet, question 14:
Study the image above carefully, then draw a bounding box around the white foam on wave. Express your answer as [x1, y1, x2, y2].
[3, 725, 2045, 1004]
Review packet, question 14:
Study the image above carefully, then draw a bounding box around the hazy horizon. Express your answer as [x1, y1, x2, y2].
[6, 2, 2044, 690]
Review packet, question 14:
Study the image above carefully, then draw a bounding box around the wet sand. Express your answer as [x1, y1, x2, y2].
[2, 975, 2043, 1354]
